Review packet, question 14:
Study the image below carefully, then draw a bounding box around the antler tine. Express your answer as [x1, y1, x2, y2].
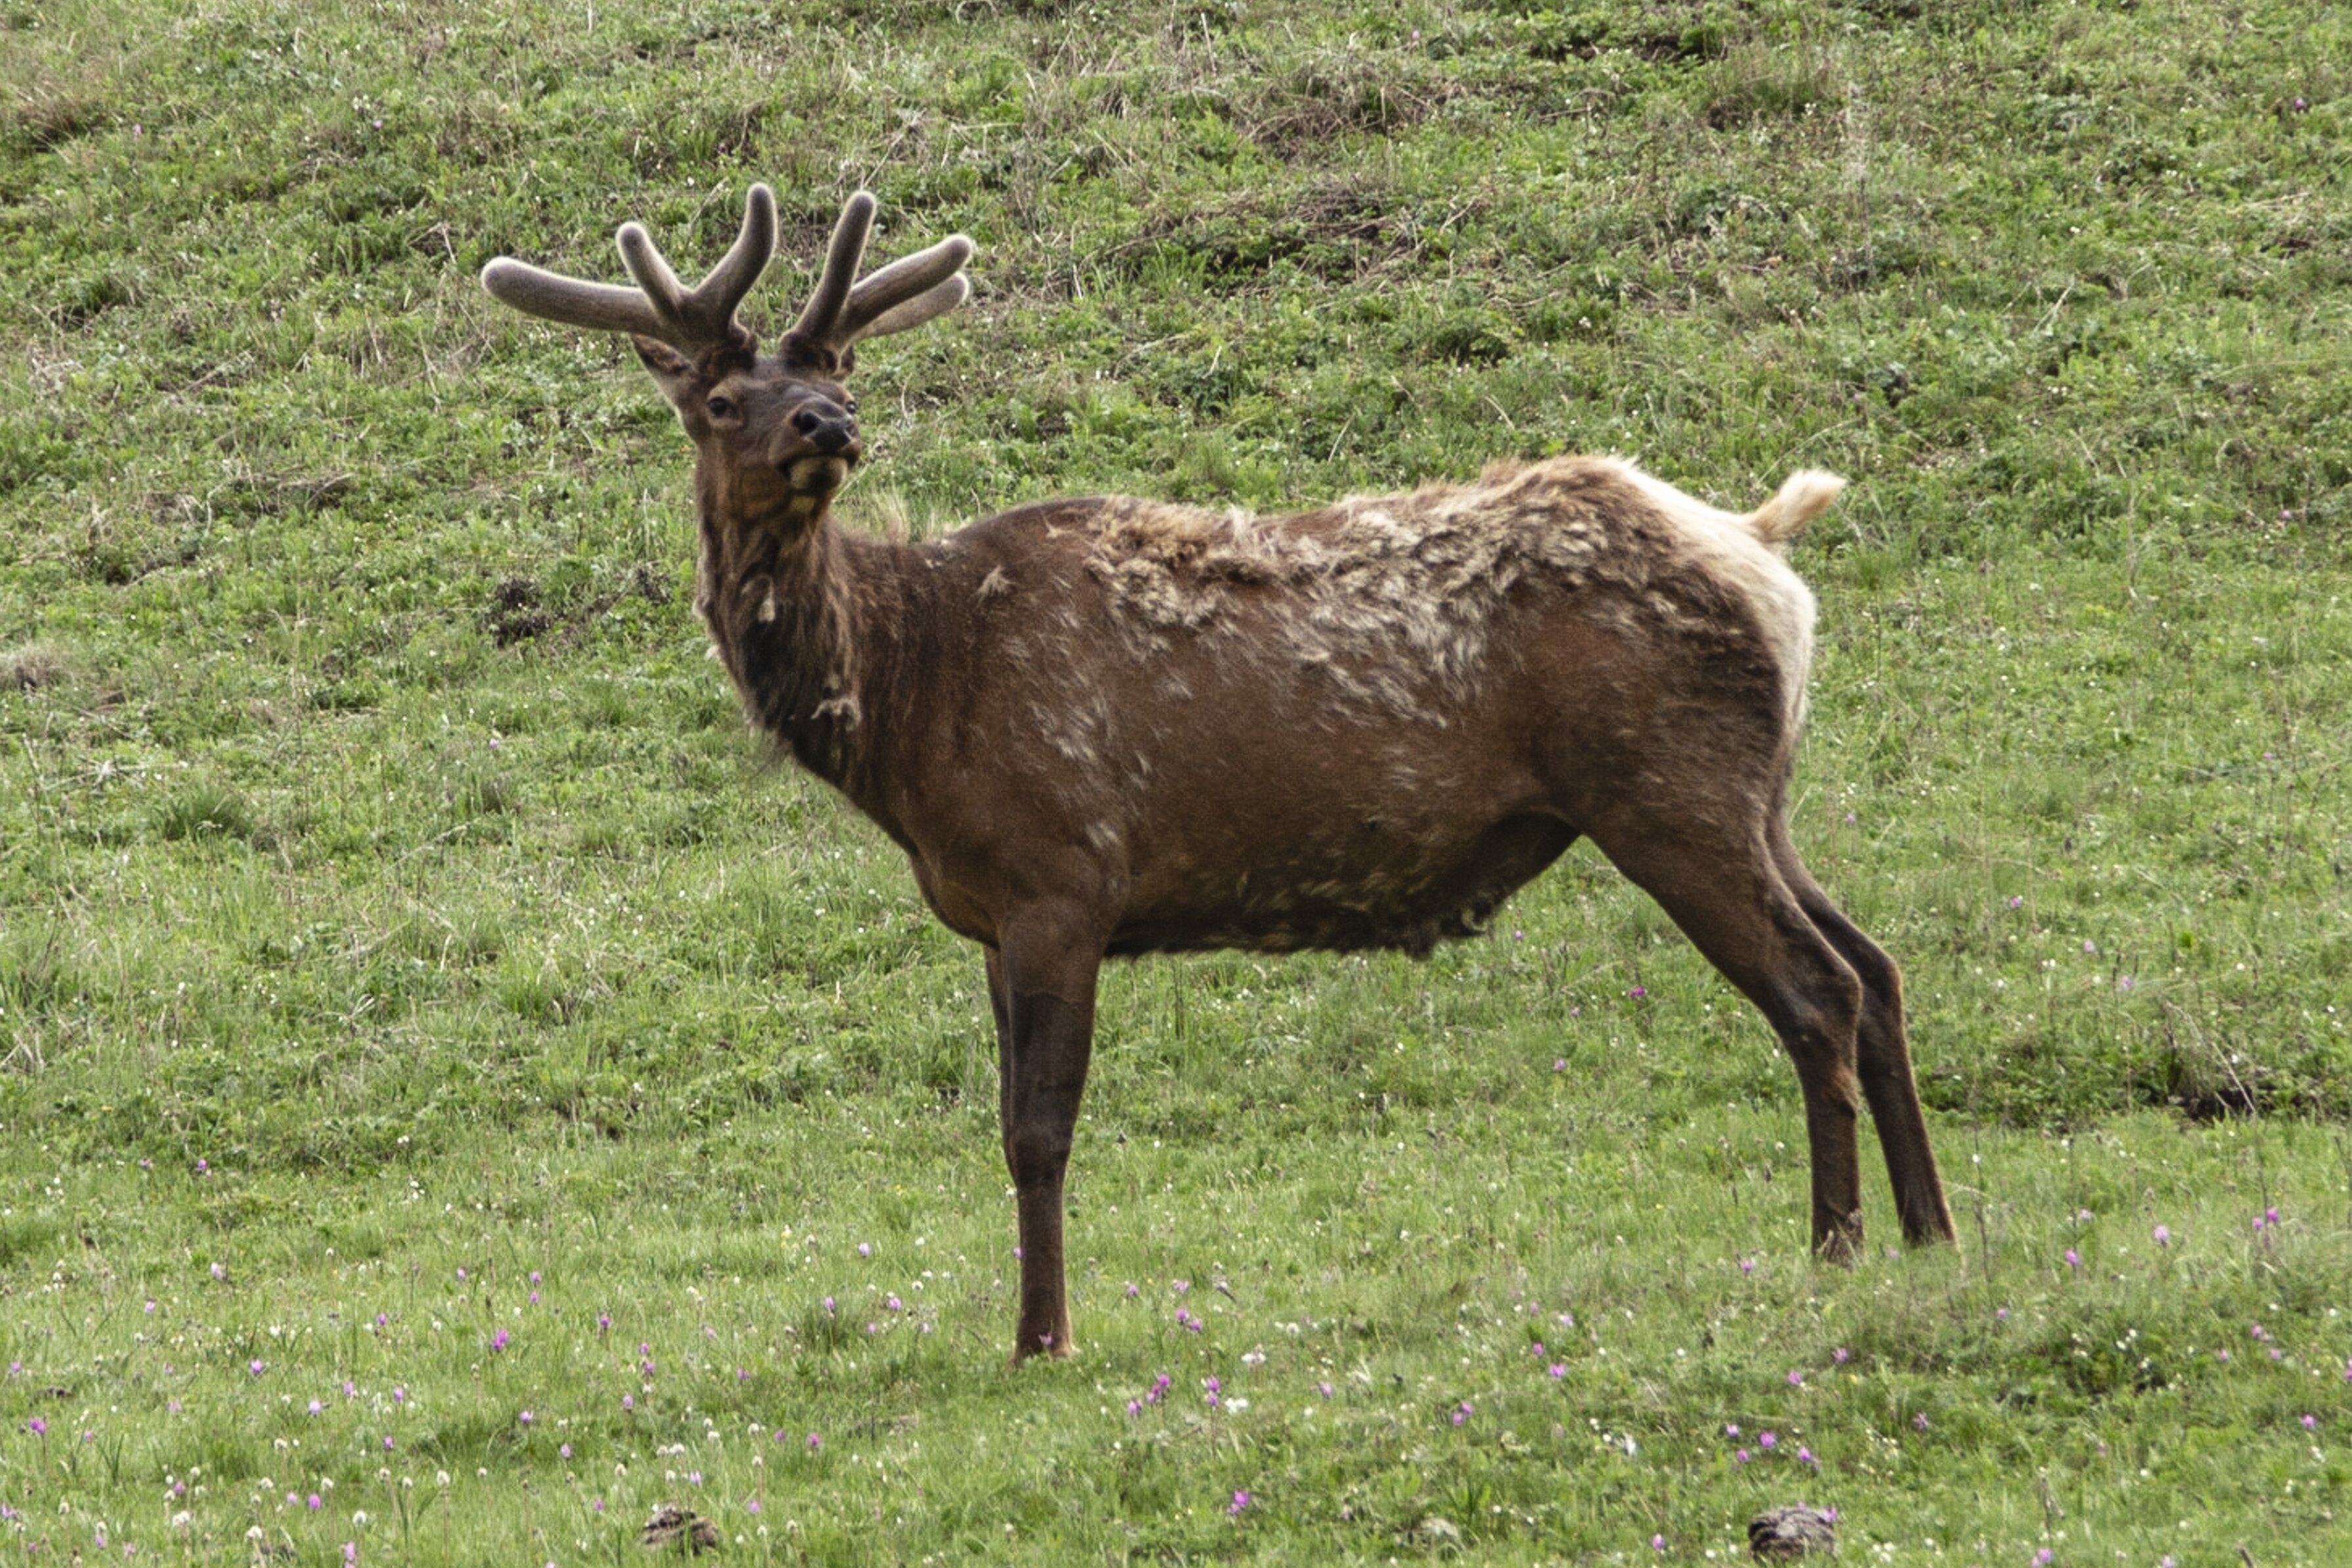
[615, 222, 693, 335]
[837, 233, 975, 344]
[852, 273, 972, 344]
[478, 257, 672, 340]
[791, 191, 879, 347]
[684, 182, 777, 343]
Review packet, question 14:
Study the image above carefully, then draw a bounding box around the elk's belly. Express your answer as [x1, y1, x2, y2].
[1103, 812, 1576, 958]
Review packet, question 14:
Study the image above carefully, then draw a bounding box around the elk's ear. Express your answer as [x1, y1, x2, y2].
[631, 335, 697, 396]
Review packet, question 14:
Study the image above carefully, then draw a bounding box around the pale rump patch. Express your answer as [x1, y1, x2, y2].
[1611, 461, 1825, 730]
[1076, 455, 1826, 722]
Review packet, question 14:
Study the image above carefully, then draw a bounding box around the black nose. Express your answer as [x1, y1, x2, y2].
[791, 407, 858, 455]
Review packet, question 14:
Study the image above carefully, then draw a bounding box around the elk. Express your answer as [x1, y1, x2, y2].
[480, 186, 1957, 1362]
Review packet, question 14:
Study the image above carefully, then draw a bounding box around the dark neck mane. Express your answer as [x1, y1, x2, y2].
[692, 478, 907, 806]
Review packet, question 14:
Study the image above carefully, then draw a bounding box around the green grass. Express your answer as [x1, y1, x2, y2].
[4, 0, 2351, 1560]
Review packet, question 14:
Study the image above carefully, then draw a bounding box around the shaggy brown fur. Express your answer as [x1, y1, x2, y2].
[482, 187, 1957, 1366]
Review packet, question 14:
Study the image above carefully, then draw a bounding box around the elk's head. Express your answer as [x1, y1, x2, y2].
[480, 188, 971, 515]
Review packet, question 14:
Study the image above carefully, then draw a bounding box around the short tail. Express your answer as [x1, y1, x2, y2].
[1745, 469, 1845, 549]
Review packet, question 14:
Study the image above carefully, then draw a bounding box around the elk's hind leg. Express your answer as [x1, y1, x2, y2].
[1584, 810, 1870, 1262]
[1770, 847, 1956, 1246]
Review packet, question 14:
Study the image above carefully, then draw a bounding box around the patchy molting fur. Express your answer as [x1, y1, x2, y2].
[1077, 455, 1821, 726]
[689, 455, 1834, 946]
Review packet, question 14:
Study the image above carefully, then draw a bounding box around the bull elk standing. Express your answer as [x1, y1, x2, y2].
[480, 187, 1956, 1362]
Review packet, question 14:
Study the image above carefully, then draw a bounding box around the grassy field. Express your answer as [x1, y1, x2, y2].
[4, 0, 2351, 1561]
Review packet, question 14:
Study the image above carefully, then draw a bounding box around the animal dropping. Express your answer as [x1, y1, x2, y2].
[1749, 1504, 1839, 1560]
[480, 184, 1958, 1364]
[639, 1503, 720, 1554]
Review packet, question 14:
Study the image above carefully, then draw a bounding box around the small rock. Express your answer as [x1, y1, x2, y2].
[1749, 1504, 1837, 1560]
[641, 1503, 720, 1554]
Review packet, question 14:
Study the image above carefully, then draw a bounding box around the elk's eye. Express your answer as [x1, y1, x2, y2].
[706, 395, 737, 420]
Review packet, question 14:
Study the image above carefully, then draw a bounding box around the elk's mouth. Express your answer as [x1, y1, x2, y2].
[785, 454, 854, 495]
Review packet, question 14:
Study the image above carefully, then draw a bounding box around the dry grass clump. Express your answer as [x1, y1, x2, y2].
[1, 643, 70, 693]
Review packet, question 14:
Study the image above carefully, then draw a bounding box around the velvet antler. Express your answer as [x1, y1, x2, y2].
[481, 187, 971, 372]
[481, 185, 779, 359]
[781, 191, 974, 369]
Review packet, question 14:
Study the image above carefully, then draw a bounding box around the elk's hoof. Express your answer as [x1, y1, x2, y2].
[1007, 1330, 1077, 1368]
[1814, 1220, 1864, 1267]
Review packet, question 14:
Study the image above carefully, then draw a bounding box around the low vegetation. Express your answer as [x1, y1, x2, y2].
[3, 0, 2347, 1560]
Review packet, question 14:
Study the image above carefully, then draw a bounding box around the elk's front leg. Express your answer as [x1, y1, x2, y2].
[987, 913, 1101, 1363]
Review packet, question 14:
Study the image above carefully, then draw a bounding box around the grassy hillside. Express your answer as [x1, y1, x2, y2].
[3, 0, 2349, 1561]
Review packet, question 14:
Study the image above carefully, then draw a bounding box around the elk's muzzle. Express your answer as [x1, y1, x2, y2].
[792, 405, 860, 459]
